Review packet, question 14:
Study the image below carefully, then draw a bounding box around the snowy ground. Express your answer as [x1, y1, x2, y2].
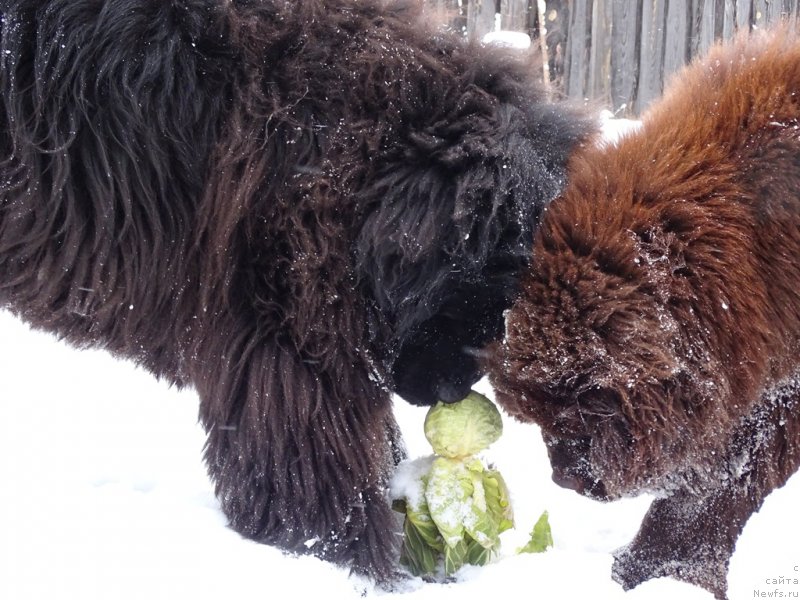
[1, 310, 798, 600]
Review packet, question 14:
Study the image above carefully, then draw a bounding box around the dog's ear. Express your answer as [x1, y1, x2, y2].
[354, 161, 458, 333]
[354, 105, 534, 320]
[354, 54, 596, 334]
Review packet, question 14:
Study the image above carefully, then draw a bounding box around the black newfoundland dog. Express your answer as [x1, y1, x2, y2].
[0, 0, 591, 581]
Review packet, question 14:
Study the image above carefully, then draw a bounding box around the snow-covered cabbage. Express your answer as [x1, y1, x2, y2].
[395, 455, 514, 576]
[423, 391, 503, 458]
[425, 457, 476, 547]
[393, 391, 515, 577]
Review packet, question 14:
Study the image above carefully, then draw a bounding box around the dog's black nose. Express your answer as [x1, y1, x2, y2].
[551, 469, 585, 494]
[436, 381, 467, 403]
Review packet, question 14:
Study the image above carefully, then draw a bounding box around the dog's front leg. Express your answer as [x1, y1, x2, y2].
[612, 488, 739, 599]
[613, 384, 800, 600]
[190, 323, 404, 584]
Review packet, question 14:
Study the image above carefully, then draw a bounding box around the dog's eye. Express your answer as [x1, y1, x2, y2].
[578, 387, 622, 419]
[552, 404, 587, 437]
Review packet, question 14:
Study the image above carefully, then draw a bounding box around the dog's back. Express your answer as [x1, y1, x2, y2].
[1, 0, 589, 382]
[0, 0, 234, 378]
[563, 28, 800, 391]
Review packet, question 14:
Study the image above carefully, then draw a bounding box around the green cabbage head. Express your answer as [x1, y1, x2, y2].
[424, 391, 503, 458]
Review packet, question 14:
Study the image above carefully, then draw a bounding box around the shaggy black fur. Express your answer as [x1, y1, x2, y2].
[0, 0, 592, 581]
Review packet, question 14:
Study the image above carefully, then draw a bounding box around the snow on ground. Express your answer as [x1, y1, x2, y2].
[0, 309, 797, 600]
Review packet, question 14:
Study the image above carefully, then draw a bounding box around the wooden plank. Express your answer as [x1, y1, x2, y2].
[637, 0, 667, 113]
[781, 0, 799, 19]
[714, 0, 727, 38]
[752, 0, 766, 25]
[610, 0, 641, 114]
[500, 0, 529, 31]
[424, 0, 457, 12]
[723, 0, 738, 38]
[454, 0, 470, 35]
[693, 0, 717, 56]
[423, 1, 453, 23]
[751, 0, 780, 24]
[564, 0, 592, 100]
[787, 0, 800, 29]
[467, 0, 498, 41]
[544, 0, 570, 82]
[588, 0, 613, 106]
[422, 0, 466, 33]
[663, 0, 691, 83]
[736, 0, 753, 29]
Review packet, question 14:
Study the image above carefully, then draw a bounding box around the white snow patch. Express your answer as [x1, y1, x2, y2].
[599, 109, 643, 145]
[0, 310, 796, 599]
[729, 473, 800, 597]
[482, 30, 531, 50]
[390, 455, 434, 510]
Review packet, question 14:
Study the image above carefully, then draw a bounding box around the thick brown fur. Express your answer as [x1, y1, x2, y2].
[489, 29, 800, 599]
[0, 0, 593, 584]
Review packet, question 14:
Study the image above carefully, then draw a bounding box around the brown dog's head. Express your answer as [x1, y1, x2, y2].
[487, 138, 760, 500]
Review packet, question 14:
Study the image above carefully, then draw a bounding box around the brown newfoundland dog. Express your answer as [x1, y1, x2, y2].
[489, 30, 800, 599]
[0, 0, 592, 583]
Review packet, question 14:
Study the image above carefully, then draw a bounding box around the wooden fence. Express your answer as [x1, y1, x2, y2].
[424, 0, 799, 115]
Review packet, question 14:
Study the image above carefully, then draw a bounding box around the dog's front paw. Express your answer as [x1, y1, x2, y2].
[327, 492, 405, 587]
[613, 542, 728, 599]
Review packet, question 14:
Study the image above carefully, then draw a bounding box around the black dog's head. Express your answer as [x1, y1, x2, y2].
[355, 153, 532, 406]
[389, 268, 521, 405]
[354, 57, 595, 405]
